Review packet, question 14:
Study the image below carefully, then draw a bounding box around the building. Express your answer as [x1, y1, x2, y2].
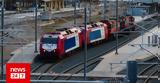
[3, 0, 64, 11]
[2, 0, 100, 11]
[42, 0, 64, 10]
[4, 0, 35, 10]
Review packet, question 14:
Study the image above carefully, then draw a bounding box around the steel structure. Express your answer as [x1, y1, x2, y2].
[74, 0, 77, 25]
[84, 6, 88, 80]
[103, 0, 107, 20]
[115, 0, 119, 55]
[35, 0, 38, 53]
[1, 0, 4, 80]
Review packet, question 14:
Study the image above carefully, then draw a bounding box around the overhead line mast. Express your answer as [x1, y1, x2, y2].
[1, 0, 4, 80]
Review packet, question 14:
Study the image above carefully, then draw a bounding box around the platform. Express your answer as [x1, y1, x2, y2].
[90, 25, 160, 77]
[134, 13, 158, 23]
[8, 40, 40, 63]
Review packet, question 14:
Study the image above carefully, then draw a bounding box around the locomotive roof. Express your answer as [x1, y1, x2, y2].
[59, 27, 81, 36]
[42, 21, 108, 39]
[42, 27, 81, 39]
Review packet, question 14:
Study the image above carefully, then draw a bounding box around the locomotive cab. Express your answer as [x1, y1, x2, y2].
[40, 27, 83, 59]
[128, 16, 135, 30]
[40, 34, 59, 57]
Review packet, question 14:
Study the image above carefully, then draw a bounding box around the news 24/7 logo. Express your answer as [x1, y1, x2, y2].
[6, 63, 30, 83]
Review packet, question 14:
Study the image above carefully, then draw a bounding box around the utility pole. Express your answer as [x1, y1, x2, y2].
[89, 0, 91, 22]
[1, 0, 4, 80]
[84, 1, 87, 80]
[115, 0, 119, 55]
[103, 0, 107, 20]
[34, 0, 38, 53]
[74, 0, 77, 25]
[158, 3, 160, 29]
[132, 0, 133, 16]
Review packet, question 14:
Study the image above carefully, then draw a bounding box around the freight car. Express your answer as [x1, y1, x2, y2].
[39, 16, 135, 59]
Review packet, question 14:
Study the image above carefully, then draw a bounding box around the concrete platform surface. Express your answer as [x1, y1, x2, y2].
[90, 26, 160, 76]
[51, 8, 83, 14]
[134, 13, 158, 23]
[8, 40, 40, 63]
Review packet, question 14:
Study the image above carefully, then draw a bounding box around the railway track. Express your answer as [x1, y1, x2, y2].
[31, 63, 45, 73]
[52, 58, 102, 80]
[31, 63, 58, 80]
[118, 57, 159, 82]
[138, 64, 157, 76]
[138, 57, 159, 83]
[144, 70, 158, 83]
[138, 66, 159, 83]
[30, 16, 159, 81]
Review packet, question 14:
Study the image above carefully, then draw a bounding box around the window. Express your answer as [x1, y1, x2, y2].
[42, 38, 57, 44]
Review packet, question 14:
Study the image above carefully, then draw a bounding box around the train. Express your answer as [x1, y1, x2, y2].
[39, 16, 135, 59]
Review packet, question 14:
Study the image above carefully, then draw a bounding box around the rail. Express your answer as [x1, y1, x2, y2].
[29, 15, 159, 81]
[0, 80, 104, 83]
[31, 73, 158, 79]
[144, 70, 158, 83]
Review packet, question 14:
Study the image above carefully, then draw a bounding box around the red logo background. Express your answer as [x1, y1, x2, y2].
[6, 63, 30, 83]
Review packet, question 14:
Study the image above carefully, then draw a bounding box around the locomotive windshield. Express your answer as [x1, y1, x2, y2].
[42, 38, 57, 44]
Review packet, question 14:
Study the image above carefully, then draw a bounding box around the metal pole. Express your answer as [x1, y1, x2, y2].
[89, 0, 91, 22]
[115, 0, 119, 55]
[34, 0, 38, 53]
[158, 9, 160, 29]
[141, 30, 144, 47]
[132, 0, 133, 16]
[103, 0, 107, 20]
[84, 6, 87, 80]
[158, 60, 160, 81]
[1, 0, 4, 80]
[74, 0, 77, 25]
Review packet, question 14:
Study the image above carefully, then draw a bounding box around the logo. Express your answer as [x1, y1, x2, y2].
[6, 63, 30, 83]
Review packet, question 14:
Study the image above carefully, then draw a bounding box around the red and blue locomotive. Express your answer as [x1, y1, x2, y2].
[40, 28, 83, 58]
[39, 16, 135, 59]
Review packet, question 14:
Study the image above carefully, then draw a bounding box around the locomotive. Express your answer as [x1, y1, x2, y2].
[39, 16, 135, 59]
